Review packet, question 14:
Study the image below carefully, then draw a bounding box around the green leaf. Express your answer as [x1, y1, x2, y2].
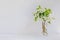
[39, 13, 43, 18]
[33, 5, 53, 23]
[48, 21, 51, 24]
[34, 16, 38, 21]
[42, 12, 45, 16]
[36, 5, 41, 10]
[44, 8, 51, 17]
[39, 13, 41, 18]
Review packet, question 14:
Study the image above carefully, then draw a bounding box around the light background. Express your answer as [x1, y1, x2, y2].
[0, 0, 60, 40]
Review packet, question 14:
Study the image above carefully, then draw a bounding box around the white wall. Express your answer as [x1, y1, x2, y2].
[17, 0, 60, 34]
[17, 0, 60, 40]
[0, 0, 17, 34]
[0, 0, 60, 40]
